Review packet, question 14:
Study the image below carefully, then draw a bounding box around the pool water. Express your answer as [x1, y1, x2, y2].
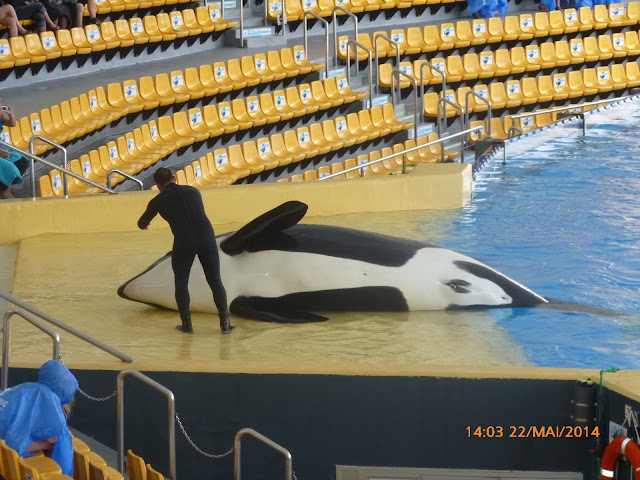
[442, 99, 640, 369]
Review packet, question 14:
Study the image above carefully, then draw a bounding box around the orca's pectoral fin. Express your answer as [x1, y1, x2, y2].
[221, 201, 308, 256]
[230, 296, 328, 323]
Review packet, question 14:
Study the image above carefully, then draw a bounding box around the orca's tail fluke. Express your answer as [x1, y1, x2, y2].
[538, 299, 625, 317]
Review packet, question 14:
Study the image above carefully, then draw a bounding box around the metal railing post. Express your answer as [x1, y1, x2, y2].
[318, 126, 483, 180]
[29, 135, 68, 198]
[107, 169, 144, 190]
[437, 97, 463, 163]
[345, 40, 372, 102]
[117, 369, 176, 480]
[234, 428, 292, 480]
[2, 307, 61, 390]
[238, 0, 244, 47]
[0, 139, 116, 199]
[418, 61, 446, 123]
[332, 7, 357, 67]
[391, 69, 418, 145]
[372, 34, 400, 99]
[303, 11, 329, 78]
[0, 290, 133, 363]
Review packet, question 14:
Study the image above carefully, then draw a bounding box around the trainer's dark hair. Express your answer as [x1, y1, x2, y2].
[153, 167, 174, 187]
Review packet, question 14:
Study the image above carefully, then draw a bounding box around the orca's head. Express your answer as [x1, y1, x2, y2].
[441, 259, 547, 310]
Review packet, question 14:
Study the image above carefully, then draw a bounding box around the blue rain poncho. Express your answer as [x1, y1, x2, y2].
[467, 0, 507, 17]
[0, 123, 25, 188]
[0, 361, 78, 476]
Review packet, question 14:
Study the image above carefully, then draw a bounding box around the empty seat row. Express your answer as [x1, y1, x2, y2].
[4, 46, 326, 156]
[103, 104, 409, 195]
[266, 0, 464, 22]
[421, 62, 640, 117]
[379, 32, 640, 90]
[280, 133, 455, 182]
[468, 112, 563, 142]
[0, 5, 236, 69]
[93, 0, 190, 15]
[338, 3, 640, 61]
[36, 79, 374, 196]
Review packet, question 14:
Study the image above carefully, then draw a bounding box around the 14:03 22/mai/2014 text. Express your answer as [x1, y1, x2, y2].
[466, 425, 600, 438]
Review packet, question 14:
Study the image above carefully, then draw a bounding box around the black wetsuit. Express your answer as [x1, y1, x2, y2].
[138, 183, 229, 321]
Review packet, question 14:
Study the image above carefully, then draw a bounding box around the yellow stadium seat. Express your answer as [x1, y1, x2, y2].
[535, 75, 554, 102]
[547, 40, 570, 67]
[144, 15, 170, 41]
[356, 109, 380, 140]
[1, 440, 63, 480]
[307, 123, 331, 154]
[273, 90, 302, 121]
[610, 63, 629, 89]
[156, 12, 185, 39]
[489, 16, 515, 41]
[611, 32, 630, 58]
[566, 8, 583, 33]
[99, 21, 122, 48]
[437, 23, 456, 48]
[628, 1, 640, 22]
[595, 34, 614, 60]
[37, 32, 63, 59]
[537, 42, 557, 68]
[11, 36, 39, 64]
[495, 48, 518, 74]
[524, 45, 542, 71]
[342, 158, 361, 178]
[419, 25, 440, 52]
[623, 31, 640, 55]
[243, 140, 279, 171]
[303, 170, 318, 181]
[333, 116, 358, 147]
[546, 9, 567, 34]
[296, 126, 319, 159]
[84, 24, 108, 51]
[509, 46, 528, 73]
[282, 131, 307, 162]
[89, 460, 124, 480]
[578, 6, 599, 30]
[170, 10, 200, 36]
[229, 143, 264, 174]
[594, 66, 615, 91]
[231, 98, 259, 128]
[487, 81, 508, 109]
[402, 27, 426, 54]
[625, 61, 640, 88]
[533, 11, 554, 35]
[209, 62, 236, 93]
[129, 18, 153, 43]
[383, 102, 409, 131]
[581, 36, 602, 62]
[292, 45, 324, 72]
[592, 4, 610, 28]
[321, 120, 345, 150]
[369, 106, 391, 136]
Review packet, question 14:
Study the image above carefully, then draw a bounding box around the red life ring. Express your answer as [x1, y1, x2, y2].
[600, 436, 640, 480]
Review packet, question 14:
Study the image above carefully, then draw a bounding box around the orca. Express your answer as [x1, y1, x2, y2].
[118, 201, 549, 323]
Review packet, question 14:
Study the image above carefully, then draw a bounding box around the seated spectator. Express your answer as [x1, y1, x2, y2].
[3, 0, 60, 32]
[468, 0, 507, 17]
[0, 98, 29, 200]
[0, 3, 29, 36]
[0, 360, 78, 477]
[39, 0, 71, 30]
[65, 0, 98, 28]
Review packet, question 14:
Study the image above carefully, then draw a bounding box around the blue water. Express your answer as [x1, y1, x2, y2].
[439, 102, 640, 369]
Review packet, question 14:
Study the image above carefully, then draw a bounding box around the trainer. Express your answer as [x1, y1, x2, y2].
[138, 167, 234, 334]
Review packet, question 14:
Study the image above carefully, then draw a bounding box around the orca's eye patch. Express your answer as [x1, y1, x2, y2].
[446, 279, 471, 293]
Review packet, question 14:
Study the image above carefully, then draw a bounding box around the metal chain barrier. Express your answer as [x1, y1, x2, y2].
[175, 412, 234, 459]
[77, 387, 118, 402]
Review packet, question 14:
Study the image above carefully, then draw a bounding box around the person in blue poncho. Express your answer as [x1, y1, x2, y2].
[0, 98, 28, 200]
[0, 360, 78, 477]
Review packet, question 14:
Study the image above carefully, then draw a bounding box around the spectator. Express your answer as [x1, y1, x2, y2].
[468, 0, 507, 17]
[38, 0, 70, 30]
[65, 0, 98, 27]
[0, 98, 28, 200]
[0, 3, 29, 36]
[4, 0, 60, 32]
[0, 360, 78, 477]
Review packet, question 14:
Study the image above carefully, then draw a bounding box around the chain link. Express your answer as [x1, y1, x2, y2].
[77, 387, 117, 402]
[175, 413, 234, 459]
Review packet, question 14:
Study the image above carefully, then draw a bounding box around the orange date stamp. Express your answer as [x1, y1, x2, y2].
[466, 426, 600, 438]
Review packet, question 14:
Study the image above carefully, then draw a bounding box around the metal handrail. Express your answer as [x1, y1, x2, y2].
[107, 168, 144, 190]
[464, 90, 492, 138]
[332, 6, 357, 67]
[509, 96, 633, 119]
[117, 369, 176, 480]
[391, 69, 418, 142]
[345, 40, 372, 102]
[318, 126, 483, 181]
[2, 307, 60, 390]
[373, 33, 400, 100]
[234, 428, 292, 480]
[437, 97, 464, 163]
[418, 61, 446, 123]
[29, 135, 68, 197]
[303, 11, 329, 78]
[238, 0, 244, 47]
[508, 126, 523, 138]
[0, 290, 134, 363]
[0, 139, 115, 199]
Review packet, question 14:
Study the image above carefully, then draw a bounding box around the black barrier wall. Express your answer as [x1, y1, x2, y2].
[8, 368, 596, 480]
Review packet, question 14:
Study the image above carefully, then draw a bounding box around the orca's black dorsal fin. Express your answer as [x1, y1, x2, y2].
[220, 201, 308, 256]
